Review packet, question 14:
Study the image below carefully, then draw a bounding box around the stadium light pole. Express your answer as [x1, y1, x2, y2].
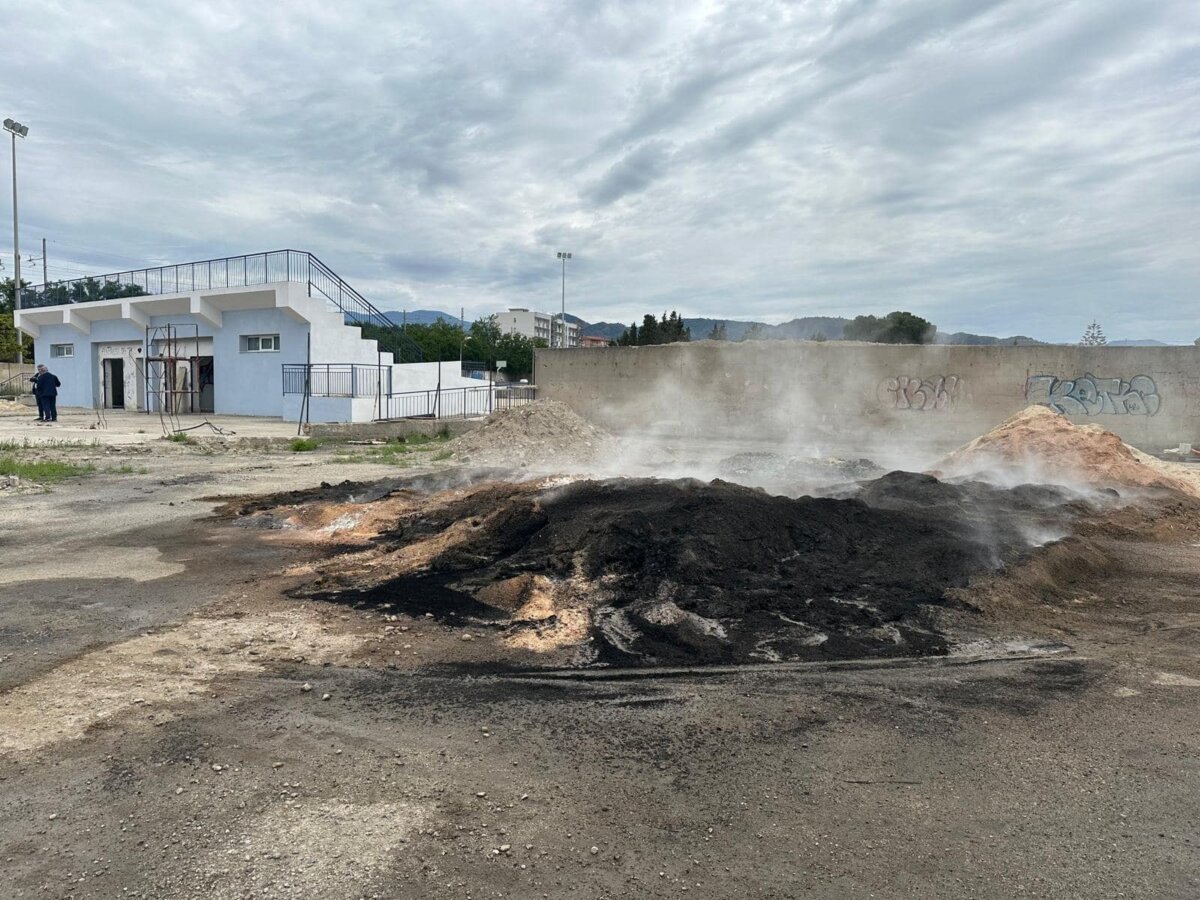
[4, 118, 29, 364]
[556, 250, 571, 348]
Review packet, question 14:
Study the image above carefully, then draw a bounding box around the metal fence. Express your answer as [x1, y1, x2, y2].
[17, 249, 425, 363]
[282, 363, 393, 398]
[379, 385, 536, 420]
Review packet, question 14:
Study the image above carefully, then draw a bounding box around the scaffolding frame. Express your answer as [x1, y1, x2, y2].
[144, 323, 208, 416]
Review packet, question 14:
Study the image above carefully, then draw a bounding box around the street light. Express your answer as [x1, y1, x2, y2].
[556, 250, 572, 348]
[4, 118, 29, 365]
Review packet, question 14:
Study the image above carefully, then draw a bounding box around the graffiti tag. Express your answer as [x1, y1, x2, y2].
[1025, 373, 1160, 416]
[883, 375, 963, 411]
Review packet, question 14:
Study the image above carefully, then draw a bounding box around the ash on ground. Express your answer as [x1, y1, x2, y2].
[231, 469, 1093, 668]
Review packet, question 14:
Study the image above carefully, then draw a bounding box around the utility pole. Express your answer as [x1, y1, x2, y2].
[4, 118, 29, 364]
[42, 237, 46, 288]
[556, 251, 571, 348]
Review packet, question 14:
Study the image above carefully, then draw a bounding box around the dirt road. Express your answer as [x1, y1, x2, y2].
[0, 418, 1198, 898]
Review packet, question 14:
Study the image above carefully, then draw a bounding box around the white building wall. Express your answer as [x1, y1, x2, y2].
[497, 307, 580, 347]
[20, 280, 484, 423]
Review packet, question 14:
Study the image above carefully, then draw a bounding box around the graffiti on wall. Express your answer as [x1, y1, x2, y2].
[882, 375, 964, 411]
[1025, 373, 1160, 416]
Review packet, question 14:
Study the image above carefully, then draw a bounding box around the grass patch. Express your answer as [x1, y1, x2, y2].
[290, 437, 321, 452]
[0, 456, 95, 483]
[164, 432, 195, 445]
[0, 438, 100, 452]
[431, 449, 453, 461]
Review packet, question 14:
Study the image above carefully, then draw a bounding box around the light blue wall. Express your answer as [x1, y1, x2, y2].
[211, 309, 309, 415]
[31, 309, 310, 417]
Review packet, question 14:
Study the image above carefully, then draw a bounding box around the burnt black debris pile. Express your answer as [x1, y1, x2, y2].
[294, 471, 1086, 667]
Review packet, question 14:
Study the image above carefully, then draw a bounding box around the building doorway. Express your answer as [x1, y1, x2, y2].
[104, 358, 126, 409]
[197, 357, 215, 413]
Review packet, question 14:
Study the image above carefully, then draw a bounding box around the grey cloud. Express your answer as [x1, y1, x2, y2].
[0, 0, 1196, 341]
[584, 140, 674, 205]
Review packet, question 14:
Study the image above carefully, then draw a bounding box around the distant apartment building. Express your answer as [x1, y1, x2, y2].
[499, 308, 581, 348]
[580, 335, 610, 348]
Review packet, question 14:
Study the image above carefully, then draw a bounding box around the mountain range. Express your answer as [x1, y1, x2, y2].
[373, 309, 1177, 347]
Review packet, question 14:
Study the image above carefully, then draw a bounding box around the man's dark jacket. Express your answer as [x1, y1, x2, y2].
[32, 372, 61, 397]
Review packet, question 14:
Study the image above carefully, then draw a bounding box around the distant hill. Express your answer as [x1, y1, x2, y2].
[1107, 339, 1171, 347]
[364, 308, 1096, 346]
[379, 309, 460, 326]
[933, 331, 1046, 346]
[579, 315, 1044, 345]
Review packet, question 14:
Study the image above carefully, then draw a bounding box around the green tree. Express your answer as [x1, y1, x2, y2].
[616, 311, 691, 346]
[0, 278, 34, 362]
[707, 322, 728, 341]
[843, 311, 935, 344]
[463, 315, 502, 365]
[365, 317, 466, 362]
[496, 332, 543, 380]
[739, 322, 767, 342]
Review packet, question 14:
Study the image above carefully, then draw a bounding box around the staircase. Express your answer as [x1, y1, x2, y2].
[305, 254, 425, 364]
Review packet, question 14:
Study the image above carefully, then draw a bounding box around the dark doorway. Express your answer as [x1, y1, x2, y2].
[105, 358, 125, 408]
[197, 357, 215, 413]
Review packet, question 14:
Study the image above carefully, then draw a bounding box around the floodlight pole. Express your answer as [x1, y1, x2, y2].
[556, 250, 571, 348]
[4, 118, 28, 364]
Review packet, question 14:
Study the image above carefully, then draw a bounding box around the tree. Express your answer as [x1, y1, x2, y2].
[843, 311, 935, 344]
[0, 278, 34, 362]
[496, 333, 542, 381]
[739, 322, 768, 342]
[617, 311, 691, 346]
[707, 322, 727, 341]
[811, 331, 827, 343]
[463, 315, 502, 365]
[1080, 322, 1107, 346]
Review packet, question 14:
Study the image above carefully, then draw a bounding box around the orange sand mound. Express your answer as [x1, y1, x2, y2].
[937, 406, 1199, 497]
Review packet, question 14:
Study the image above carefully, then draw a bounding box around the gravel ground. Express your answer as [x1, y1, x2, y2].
[0, 416, 1198, 899]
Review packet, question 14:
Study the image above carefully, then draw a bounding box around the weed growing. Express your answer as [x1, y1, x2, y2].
[0, 456, 95, 482]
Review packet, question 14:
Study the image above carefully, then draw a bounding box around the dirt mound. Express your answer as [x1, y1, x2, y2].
[451, 401, 612, 468]
[937, 406, 1198, 496]
[253, 471, 1087, 667]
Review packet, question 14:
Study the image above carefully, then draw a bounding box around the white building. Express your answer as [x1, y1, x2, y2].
[13, 250, 480, 423]
[498, 307, 580, 348]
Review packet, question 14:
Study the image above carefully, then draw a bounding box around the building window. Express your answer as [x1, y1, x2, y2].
[240, 334, 280, 353]
[50, 343, 74, 358]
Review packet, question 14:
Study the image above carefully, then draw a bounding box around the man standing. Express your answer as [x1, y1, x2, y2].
[31, 364, 61, 423]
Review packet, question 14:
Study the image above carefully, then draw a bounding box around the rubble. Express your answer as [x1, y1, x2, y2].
[451, 401, 612, 468]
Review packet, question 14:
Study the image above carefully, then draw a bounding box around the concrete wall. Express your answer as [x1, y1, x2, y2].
[534, 341, 1200, 454]
[0, 363, 34, 394]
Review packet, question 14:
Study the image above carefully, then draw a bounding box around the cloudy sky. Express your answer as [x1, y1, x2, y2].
[1, 0, 1196, 341]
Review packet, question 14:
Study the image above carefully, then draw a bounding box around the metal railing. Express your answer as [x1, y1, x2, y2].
[378, 384, 536, 421]
[0, 370, 33, 399]
[282, 363, 393, 398]
[19, 249, 425, 363]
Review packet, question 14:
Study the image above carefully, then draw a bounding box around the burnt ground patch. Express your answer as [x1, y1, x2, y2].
[281, 471, 1089, 668]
